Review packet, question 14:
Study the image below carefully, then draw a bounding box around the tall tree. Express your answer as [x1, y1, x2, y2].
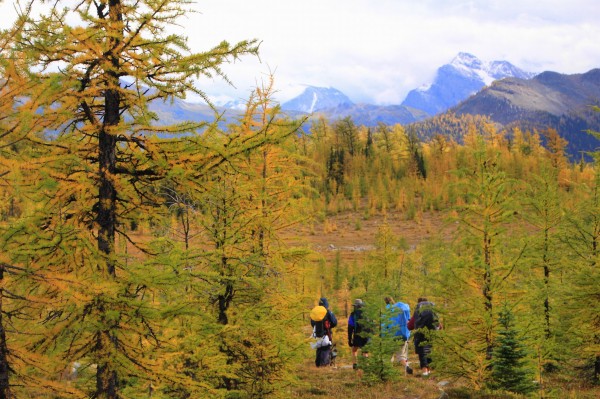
[562, 154, 600, 382]
[519, 166, 566, 383]
[0, 14, 74, 397]
[161, 81, 307, 398]
[522, 168, 564, 323]
[0, 1, 258, 397]
[326, 146, 345, 194]
[238, 77, 308, 267]
[437, 136, 524, 388]
[456, 143, 516, 359]
[370, 219, 398, 281]
[542, 128, 569, 171]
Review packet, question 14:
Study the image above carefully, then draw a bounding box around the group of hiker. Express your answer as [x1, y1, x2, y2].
[310, 296, 441, 376]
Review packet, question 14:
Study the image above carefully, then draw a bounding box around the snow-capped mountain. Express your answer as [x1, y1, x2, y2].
[281, 86, 353, 113]
[402, 52, 535, 116]
[149, 52, 547, 129]
[279, 85, 424, 125]
[217, 98, 247, 111]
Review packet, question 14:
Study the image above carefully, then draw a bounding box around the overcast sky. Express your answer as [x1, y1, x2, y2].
[2, 0, 600, 105]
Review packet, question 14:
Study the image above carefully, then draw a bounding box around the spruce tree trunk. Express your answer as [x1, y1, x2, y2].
[483, 231, 493, 360]
[98, 0, 121, 278]
[98, 122, 117, 277]
[96, 1, 122, 397]
[96, 108, 119, 399]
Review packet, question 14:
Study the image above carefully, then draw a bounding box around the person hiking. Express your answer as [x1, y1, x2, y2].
[410, 297, 440, 377]
[310, 297, 338, 367]
[348, 298, 371, 369]
[384, 296, 413, 375]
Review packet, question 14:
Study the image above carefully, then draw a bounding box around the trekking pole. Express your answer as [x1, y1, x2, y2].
[398, 252, 405, 292]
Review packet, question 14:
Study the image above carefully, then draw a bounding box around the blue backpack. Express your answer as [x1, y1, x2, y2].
[388, 302, 411, 340]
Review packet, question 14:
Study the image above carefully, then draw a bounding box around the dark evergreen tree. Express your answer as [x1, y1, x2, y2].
[326, 147, 345, 194]
[334, 116, 359, 156]
[489, 305, 537, 395]
[365, 127, 374, 159]
[356, 299, 399, 383]
[406, 127, 427, 179]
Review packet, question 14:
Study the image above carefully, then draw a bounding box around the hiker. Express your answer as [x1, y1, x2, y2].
[384, 296, 413, 375]
[409, 297, 441, 377]
[348, 298, 370, 369]
[310, 297, 338, 367]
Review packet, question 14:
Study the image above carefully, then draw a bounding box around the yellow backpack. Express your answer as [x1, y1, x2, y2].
[310, 305, 327, 322]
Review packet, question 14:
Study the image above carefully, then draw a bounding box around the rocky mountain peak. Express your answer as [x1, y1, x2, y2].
[401, 52, 535, 116]
[281, 86, 353, 113]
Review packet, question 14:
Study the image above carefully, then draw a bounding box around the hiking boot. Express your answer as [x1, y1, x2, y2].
[352, 363, 358, 370]
[406, 365, 413, 375]
[422, 371, 430, 377]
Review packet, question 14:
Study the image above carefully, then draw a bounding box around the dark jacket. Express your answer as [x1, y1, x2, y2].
[412, 301, 438, 348]
[414, 301, 438, 330]
[348, 307, 370, 347]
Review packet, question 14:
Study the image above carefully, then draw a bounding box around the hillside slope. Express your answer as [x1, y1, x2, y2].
[455, 69, 600, 122]
[443, 69, 600, 157]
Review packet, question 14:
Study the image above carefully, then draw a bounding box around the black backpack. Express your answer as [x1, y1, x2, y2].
[415, 302, 439, 330]
[314, 315, 332, 339]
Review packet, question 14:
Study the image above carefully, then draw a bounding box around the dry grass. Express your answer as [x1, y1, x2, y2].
[287, 359, 445, 399]
[287, 359, 600, 399]
[281, 210, 456, 264]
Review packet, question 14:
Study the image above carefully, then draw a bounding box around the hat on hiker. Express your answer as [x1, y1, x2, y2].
[318, 297, 329, 308]
[353, 299, 364, 308]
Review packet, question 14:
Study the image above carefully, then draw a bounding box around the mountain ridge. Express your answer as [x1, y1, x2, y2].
[425, 68, 600, 158]
[453, 68, 600, 122]
[145, 54, 600, 157]
[401, 52, 535, 116]
[277, 53, 535, 125]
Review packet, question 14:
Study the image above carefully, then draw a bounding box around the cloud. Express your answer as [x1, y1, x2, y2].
[189, 0, 600, 104]
[2, 0, 599, 105]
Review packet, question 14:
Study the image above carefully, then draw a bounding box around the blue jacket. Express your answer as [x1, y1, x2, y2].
[385, 302, 411, 340]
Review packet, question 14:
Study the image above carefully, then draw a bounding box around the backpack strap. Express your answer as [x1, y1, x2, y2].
[324, 317, 332, 341]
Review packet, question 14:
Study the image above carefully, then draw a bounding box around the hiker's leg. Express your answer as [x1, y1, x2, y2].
[418, 344, 432, 375]
[315, 347, 321, 367]
[352, 346, 359, 368]
[391, 340, 403, 364]
[317, 346, 331, 367]
[399, 339, 409, 366]
[400, 339, 413, 374]
[423, 344, 432, 369]
[414, 334, 429, 372]
[415, 343, 426, 369]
